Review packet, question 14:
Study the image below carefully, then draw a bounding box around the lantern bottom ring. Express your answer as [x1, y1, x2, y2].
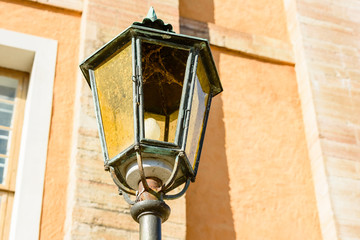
[126, 159, 173, 190]
[131, 200, 170, 223]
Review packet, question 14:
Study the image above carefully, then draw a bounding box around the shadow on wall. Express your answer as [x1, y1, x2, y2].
[179, 0, 236, 239]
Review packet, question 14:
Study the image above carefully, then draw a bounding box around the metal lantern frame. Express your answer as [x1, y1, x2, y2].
[80, 14, 222, 202]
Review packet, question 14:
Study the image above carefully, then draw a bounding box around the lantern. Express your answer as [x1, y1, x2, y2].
[79, 7, 222, 202]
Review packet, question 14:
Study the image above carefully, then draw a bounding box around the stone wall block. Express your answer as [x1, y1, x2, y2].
[287, 0, 360, 238]
[71, 0, 185, 239]
[71, 222, 133, 240]
[321, 139, 360, 163]
[326, 156, 360, 180]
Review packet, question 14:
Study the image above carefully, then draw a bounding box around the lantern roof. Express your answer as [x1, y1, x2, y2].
[80, 8, 223, 96]
[132, 7, 174, 32]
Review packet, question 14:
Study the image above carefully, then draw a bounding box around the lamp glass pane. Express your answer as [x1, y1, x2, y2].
[94, 43, 134, 159]
[185, 56, 210, 169]
[141, 41, 188, 143]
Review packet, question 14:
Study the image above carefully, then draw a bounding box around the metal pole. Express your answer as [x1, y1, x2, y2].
[131, 178, 171, 240]
[139, 214, 162, 240]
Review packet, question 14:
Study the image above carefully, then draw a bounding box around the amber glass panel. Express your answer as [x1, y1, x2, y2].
[95, 43, 134, 159]
[168, 110, 178, 142]
[185, 56, 210, 169]
[141, 42, 188, 143]
[144, 110, 178, 142]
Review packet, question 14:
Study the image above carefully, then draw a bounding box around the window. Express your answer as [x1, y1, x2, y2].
[0, 67, 28, 239]
[0, 28, 57, 240]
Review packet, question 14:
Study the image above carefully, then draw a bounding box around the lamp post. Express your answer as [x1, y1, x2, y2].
[80, 7, 222, 240]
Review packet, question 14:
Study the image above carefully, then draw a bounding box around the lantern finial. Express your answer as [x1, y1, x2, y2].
[132, 7, 174, 32]
[146, 7, 157, 22]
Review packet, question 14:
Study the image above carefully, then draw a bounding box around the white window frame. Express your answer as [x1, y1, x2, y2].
[0, 29, 57, 240]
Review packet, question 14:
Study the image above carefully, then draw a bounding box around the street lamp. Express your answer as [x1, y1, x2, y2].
[80, 7, 222, 239]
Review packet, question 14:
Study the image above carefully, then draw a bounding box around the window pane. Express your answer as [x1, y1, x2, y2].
[0, 103, 14, 127]
[0, 157, 6, 184]
[185, 56, 210, 169]
[0, 76, 18, 101]
[0, 130, 10, 156]
[95, 42, 134, 159]
[141, 41, 188, 143]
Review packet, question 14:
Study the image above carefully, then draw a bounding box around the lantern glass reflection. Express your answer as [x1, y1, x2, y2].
[94, 43, 134, 159]
[185, 56, 210, 169]
[141, 41, 189, 143]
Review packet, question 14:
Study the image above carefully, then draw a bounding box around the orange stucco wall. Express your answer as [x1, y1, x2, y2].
[0, 1, 81, 239]
[186, 48, 322, 239]
[181, 0, 322, 239]
[180, 0, 289, 41]
[0, 0, 324, 239]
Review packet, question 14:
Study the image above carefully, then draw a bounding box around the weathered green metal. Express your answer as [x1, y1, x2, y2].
[133, 6, 174, 33]
[79, 8, 223, 201]
[146, 6, 157, 21]
[79, 27, 222, 96]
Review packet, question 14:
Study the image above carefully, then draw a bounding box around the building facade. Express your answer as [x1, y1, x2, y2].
[0, 0, 359, 239]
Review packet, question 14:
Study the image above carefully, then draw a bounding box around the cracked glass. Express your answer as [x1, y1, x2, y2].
[95, 42, 134, 159]
[185, 56, 210, 169]
[141, 41, 188, 143]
